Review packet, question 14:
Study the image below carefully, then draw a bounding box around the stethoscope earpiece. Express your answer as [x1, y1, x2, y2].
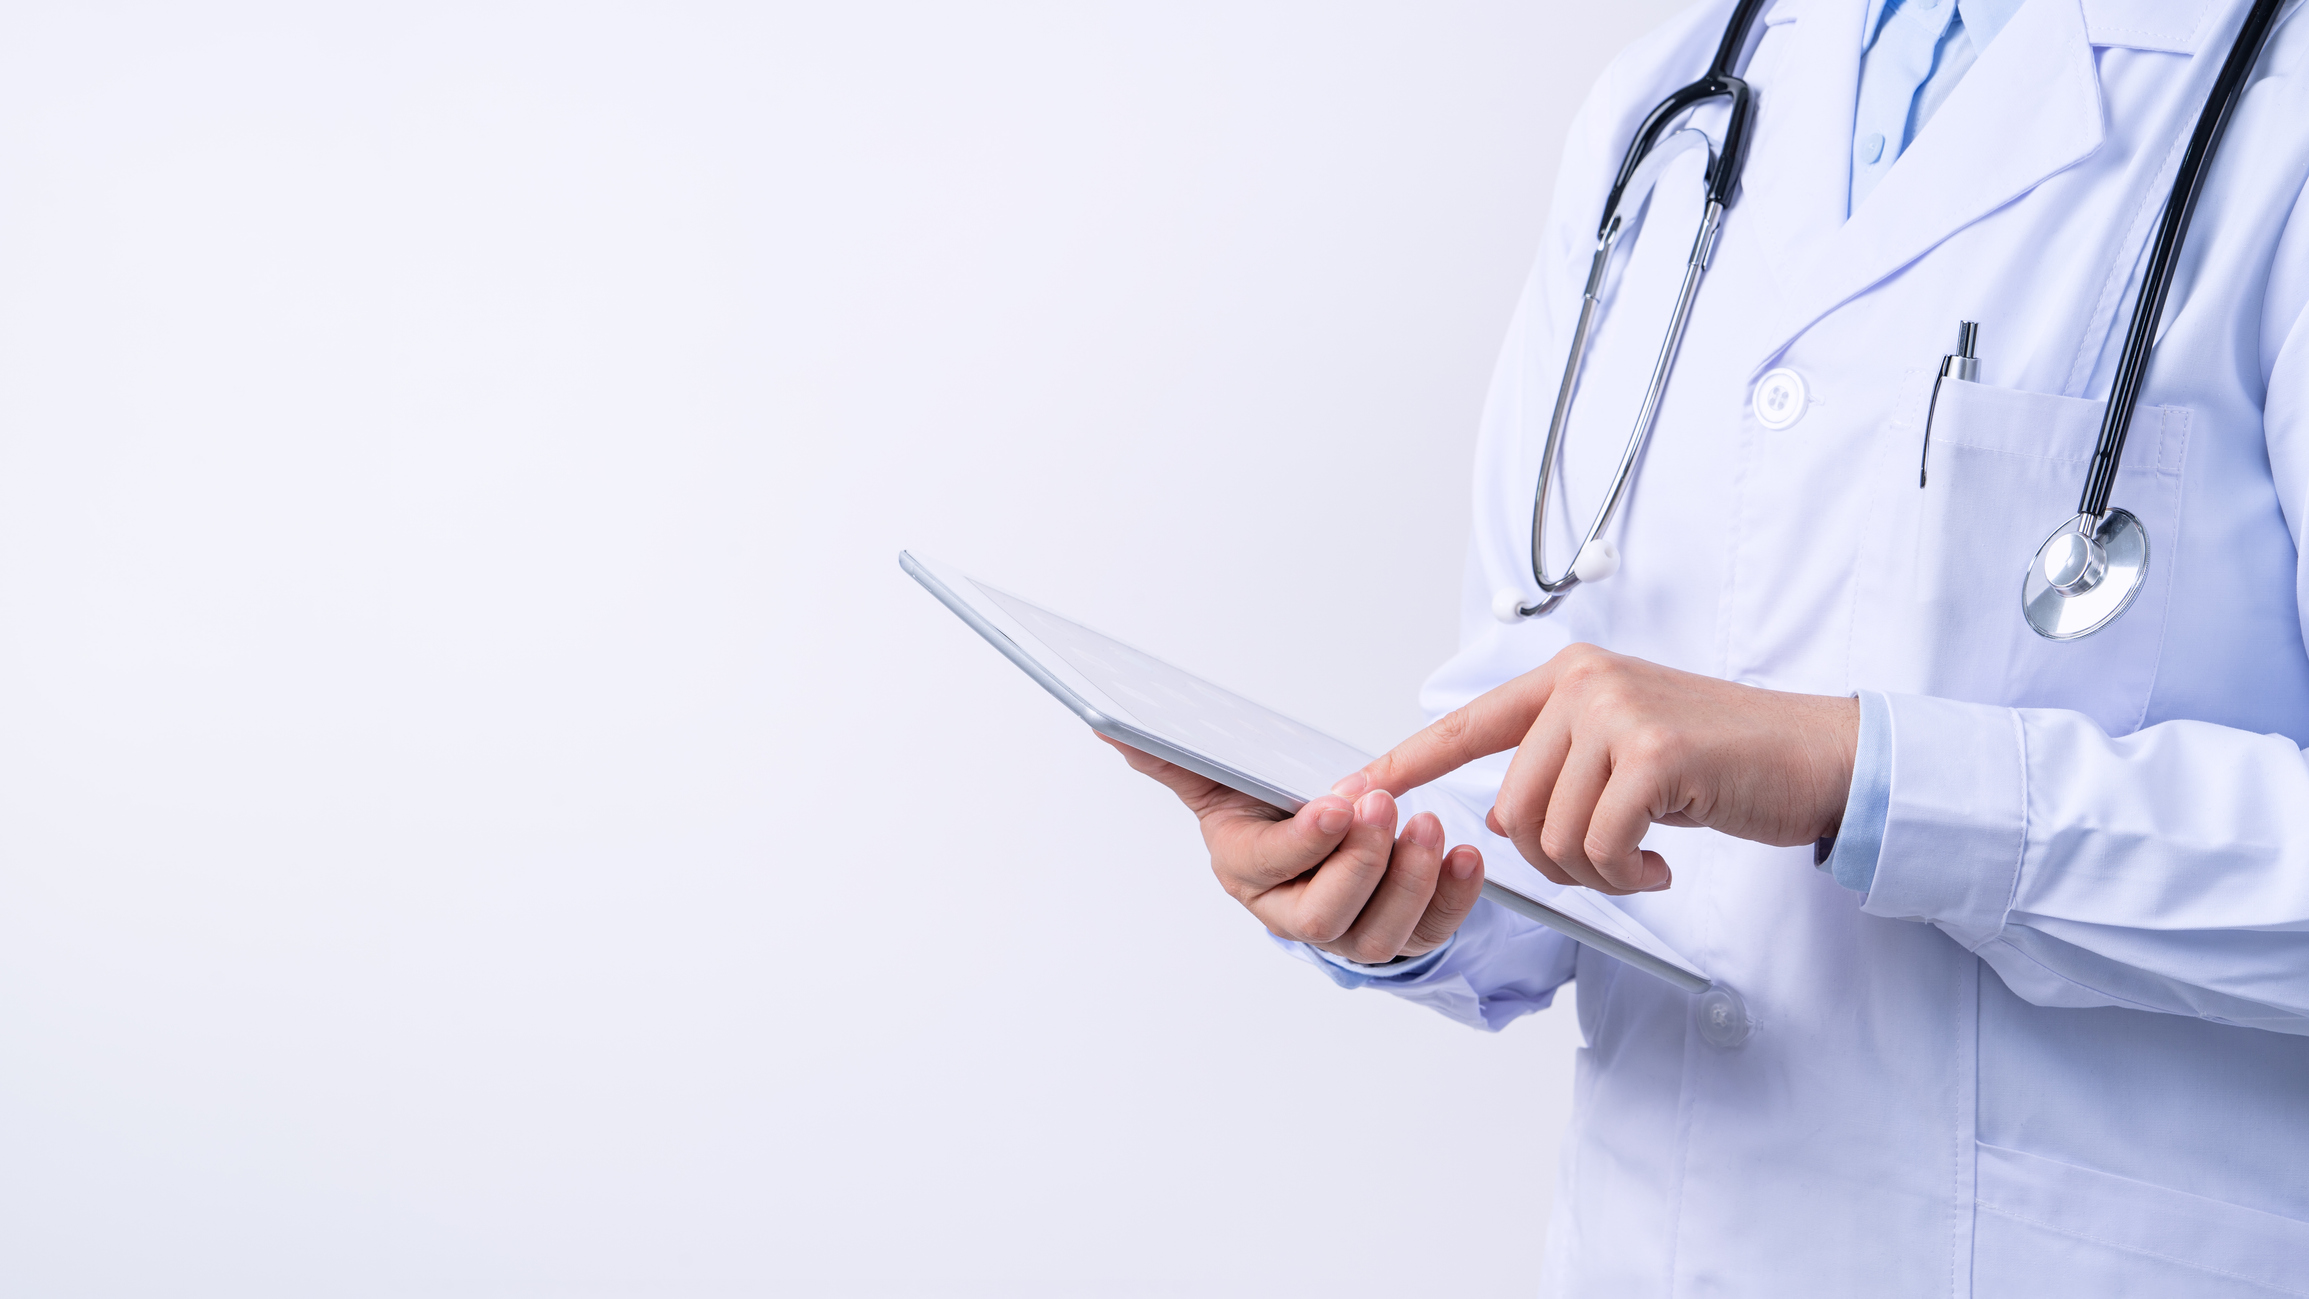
[1495, 539, 1621, 624]
[1572, 540, 1620, 583]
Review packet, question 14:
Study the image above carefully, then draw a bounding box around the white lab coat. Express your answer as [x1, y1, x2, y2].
[1365, 0, 2309, 1292]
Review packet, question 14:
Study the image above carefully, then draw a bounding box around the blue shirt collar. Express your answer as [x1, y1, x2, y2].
[1861, 0, 2029, 50]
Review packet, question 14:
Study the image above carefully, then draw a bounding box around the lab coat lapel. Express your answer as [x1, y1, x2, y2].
[2076, 0, 2221, 53]
[1731, 0, 1864, 312]
[1743, 0, 2106, 368]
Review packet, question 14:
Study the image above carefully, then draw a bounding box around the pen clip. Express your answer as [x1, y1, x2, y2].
[1921, 320, 1981, 488]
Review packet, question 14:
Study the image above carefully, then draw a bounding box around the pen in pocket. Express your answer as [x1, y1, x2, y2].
[1920, 320, 1981, 488]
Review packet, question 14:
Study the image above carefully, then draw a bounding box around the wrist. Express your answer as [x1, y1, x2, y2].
[1805, 693, 1863, 840]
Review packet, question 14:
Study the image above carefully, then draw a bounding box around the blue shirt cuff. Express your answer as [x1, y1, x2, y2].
[1820, 690, 1892, 894]
[1307, 940, 1453, 989]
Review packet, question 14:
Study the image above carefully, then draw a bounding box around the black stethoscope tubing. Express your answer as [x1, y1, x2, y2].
[1503, 0, 1766, 619]
[1605, 0, 1767, 228]
[2081, 0, 2286, 516]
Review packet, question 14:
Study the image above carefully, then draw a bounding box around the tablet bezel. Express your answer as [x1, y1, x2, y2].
[902, 549, 1331, 811]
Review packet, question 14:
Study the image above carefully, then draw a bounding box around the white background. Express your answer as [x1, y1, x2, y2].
[0, 3, 1683, 1294]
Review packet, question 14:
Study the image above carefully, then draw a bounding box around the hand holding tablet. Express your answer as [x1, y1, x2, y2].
[1100, 732, 1486, 966]
[901, 550, 1712, 993]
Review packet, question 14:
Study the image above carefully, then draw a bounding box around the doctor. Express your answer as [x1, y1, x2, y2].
[1114, 0, 2309, 1292]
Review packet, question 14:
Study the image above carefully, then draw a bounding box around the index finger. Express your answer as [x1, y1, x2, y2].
[1345, 661, 1564, 798]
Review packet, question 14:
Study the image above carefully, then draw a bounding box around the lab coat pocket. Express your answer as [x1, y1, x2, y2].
[1899, 379, 2188, 734]
[1972, 1144, 2309, 1298]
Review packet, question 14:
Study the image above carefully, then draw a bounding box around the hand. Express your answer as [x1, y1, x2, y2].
[1337, 644, 1858, 895]
[1101, 736, 1486, 963]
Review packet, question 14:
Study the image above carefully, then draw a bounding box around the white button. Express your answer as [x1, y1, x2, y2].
[1695, 986, 1753, 1048]
[1753, 368, 1807, 430]
[1858, 132, 1885, 164]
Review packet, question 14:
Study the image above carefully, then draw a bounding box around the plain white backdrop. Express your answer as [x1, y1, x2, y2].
[0, 3, 1686, 1295]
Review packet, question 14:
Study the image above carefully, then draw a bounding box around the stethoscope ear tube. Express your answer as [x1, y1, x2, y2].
[1597, 76, 1757, 239]
[2019, 0, 2284, 640]
[1502, 2, 1770, 622]
[1707, 0, 1775, 82]
[2077, 0, 2286, 518]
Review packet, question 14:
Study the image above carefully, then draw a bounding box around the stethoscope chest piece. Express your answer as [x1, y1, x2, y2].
[2023, 509, 2148, 640]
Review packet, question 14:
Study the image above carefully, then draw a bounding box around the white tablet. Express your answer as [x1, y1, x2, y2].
[901, 550, 1711, 993]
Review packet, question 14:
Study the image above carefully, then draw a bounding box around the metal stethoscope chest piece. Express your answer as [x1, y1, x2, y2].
[2023, 508, 2149, 639]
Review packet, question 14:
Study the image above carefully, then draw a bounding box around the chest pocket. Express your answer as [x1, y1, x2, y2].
[1867, 377, 2189, 736]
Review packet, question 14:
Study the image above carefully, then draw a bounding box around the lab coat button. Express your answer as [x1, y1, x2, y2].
[1696, 986, 1753, 1047]
[1753, 368, 1807, 430]
[1858, 132, 1885, 164]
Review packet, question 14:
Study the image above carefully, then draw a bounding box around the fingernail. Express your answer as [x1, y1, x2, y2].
[1407, 812, 1443, 851]
[1642, 868, 1673, 892]
[1314, 802, 1350, 835]
[1355, 789, 1392, 823]
[1448, 847, 1480, 881]
[1331, 771, 1371, 798]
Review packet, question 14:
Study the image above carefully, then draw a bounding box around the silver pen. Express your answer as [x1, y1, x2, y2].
[1920, 320, 1980, 487]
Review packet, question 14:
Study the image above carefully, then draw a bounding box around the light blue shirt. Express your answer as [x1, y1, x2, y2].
[1851, 0, 2027, 211]
[1821, 690, 1893, 891]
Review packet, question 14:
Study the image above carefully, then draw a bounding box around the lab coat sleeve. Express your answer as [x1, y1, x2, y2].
[1275, 891, 1579, 1032]
[1865, 697, 2309, 1034]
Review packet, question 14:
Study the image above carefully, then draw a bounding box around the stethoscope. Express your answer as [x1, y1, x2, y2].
[1494, 0, 2288, 641]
